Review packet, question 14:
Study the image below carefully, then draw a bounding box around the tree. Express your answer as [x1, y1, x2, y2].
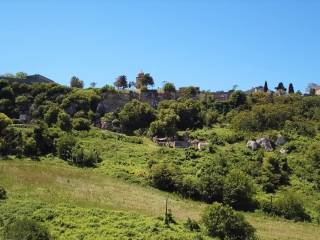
[135, 72, 154, 90]
[44, 105, 60, 126]
[90, 82, 96, 88]
[202, 203, 256, 240]
[263, 81, 268, 92]
[163, 82, 176, 93]
[150, 163, 179, 191]
[114, 75, 128, 90]
[57, 112, 72, 131]
[15, 72, 28, 79]
[229, 90, 247, 108]
[0, 113, 12, 131]
[56, 135, 77, 160]
[70, 76, 84, 88]
[73, 118, 90, 131]
[118, 100, 155, 132]
[288, 83, 294, 94]
[275, 82, 287, 93]
[223, 169, 255, 210]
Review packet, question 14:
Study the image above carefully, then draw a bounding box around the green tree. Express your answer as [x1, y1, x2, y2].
[114, 75, 128, 89]
[57, 112, 72, 131]
[135, 72, 154, 90]
[73, 118, 90, 131]
[148, 108, 179, 137]
[150, 163, 179, 191]
[163, 82, 176, 93]
[223, 169, 255, 210]
[70, 76, 84, 88]
[119, 100, 155, 132]
[44, 105, 60, 126]
[202, 203, 256, 240]
[229, 90, 247, 108]
[0, 113, 12, 131]
[0, 186, 7, 199]
[288, 83, 295, 94]
[15, 72, 28, 79]
[263, 81, 268, 92]
[56, 135, 76, 160]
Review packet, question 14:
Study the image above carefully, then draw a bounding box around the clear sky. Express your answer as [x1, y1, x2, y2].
[1, 0, 319, 92]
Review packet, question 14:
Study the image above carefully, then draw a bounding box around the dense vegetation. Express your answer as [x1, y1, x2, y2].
[0, 75, 320, 239]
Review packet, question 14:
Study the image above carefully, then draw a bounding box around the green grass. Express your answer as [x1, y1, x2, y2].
[1, 159, 320, 240]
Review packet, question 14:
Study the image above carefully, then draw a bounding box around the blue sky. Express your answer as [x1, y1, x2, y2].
[1, 0, 319, 92]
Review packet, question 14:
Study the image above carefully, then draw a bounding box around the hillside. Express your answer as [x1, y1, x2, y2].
[0, 79, 320, 239]
[1, 158, 319, 240]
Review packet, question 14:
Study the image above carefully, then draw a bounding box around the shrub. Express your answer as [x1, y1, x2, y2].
[150, 163, 179, 191]
[202, 203, 256, 240]
[3, 218, 51, 240]
[73, 117, 90, 131]
[23, 137, 37, 156]
[57, 112, 72, 131]
[0, 112, 12, 131]
[268, 192, 310, 222]
[70, 145, 101, 167]
[184, 218, 200, 232]
[0, 186, 7, 200]
[44, 105, 60, 126]
[55, 135, 77, 160]
[223, 169, 256, 211]
[119, 100, 155, 133]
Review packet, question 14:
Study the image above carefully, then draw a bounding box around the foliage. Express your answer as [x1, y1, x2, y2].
[70, 145, 101, 167]
[0, 186, 7, 200]
[3, 218, 51, 240]
[261, 192, 311, 222]
[136, 72, 154, 90]
[119, 100, 155, 132]
[73, 117, 90, 131]
[0, 112, 12, 131]
[223, 169, 256, 211]
[55, 135, 77, 161]
[163, 82, 176, 93]
[202, 203, 256, 240]
[114, 75, 128, 89]
[150, 163, 179, 191]
[57, 112, 72, 131]
[70, 76, 84, 88]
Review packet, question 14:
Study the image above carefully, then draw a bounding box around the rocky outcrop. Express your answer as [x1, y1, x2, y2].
[246, 140, 259, 151]
[247, 137, 274, 152]
[256, 137, 273, 152]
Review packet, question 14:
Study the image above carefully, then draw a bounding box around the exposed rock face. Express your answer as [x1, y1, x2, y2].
[256, 137, 273, 152]
[246, 140, 259, 151]
[275, 135, 287, 146]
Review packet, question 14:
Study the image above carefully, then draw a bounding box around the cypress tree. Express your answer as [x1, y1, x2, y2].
[263, 81, 268, 92]
[288, 83, 294, 94]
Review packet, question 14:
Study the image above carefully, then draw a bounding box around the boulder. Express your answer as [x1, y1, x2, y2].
[247, 140, 259, 151]
[257, 137, 273, 152]
[275, 135, 287, 146]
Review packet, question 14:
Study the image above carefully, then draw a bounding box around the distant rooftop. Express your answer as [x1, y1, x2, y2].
[0, 74, 55, 84]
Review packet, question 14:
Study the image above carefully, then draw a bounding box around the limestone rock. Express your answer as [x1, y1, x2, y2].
[256, 137, 273, 152]
[247, 140, 259, 151]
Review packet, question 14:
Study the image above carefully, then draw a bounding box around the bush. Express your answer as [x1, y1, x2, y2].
[55, 135, 77, 161]
[57, 112, 72, 131]
[184, 218, 200, 232]
[150, 163, 179, 191]
[0, 186, 7, 200]
[73, 117, 90, 131]
[202, 203, 256, 240]
[0, 112, 12, 131]
[3, 218, 51, 240]
[44, 105, 60, 126]
[70, 145, 101, 167]
[223, 169, 256, 211]
[262, 192, 311, 222]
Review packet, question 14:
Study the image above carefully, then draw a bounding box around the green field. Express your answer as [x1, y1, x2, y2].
[1, 158, 319, 240]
